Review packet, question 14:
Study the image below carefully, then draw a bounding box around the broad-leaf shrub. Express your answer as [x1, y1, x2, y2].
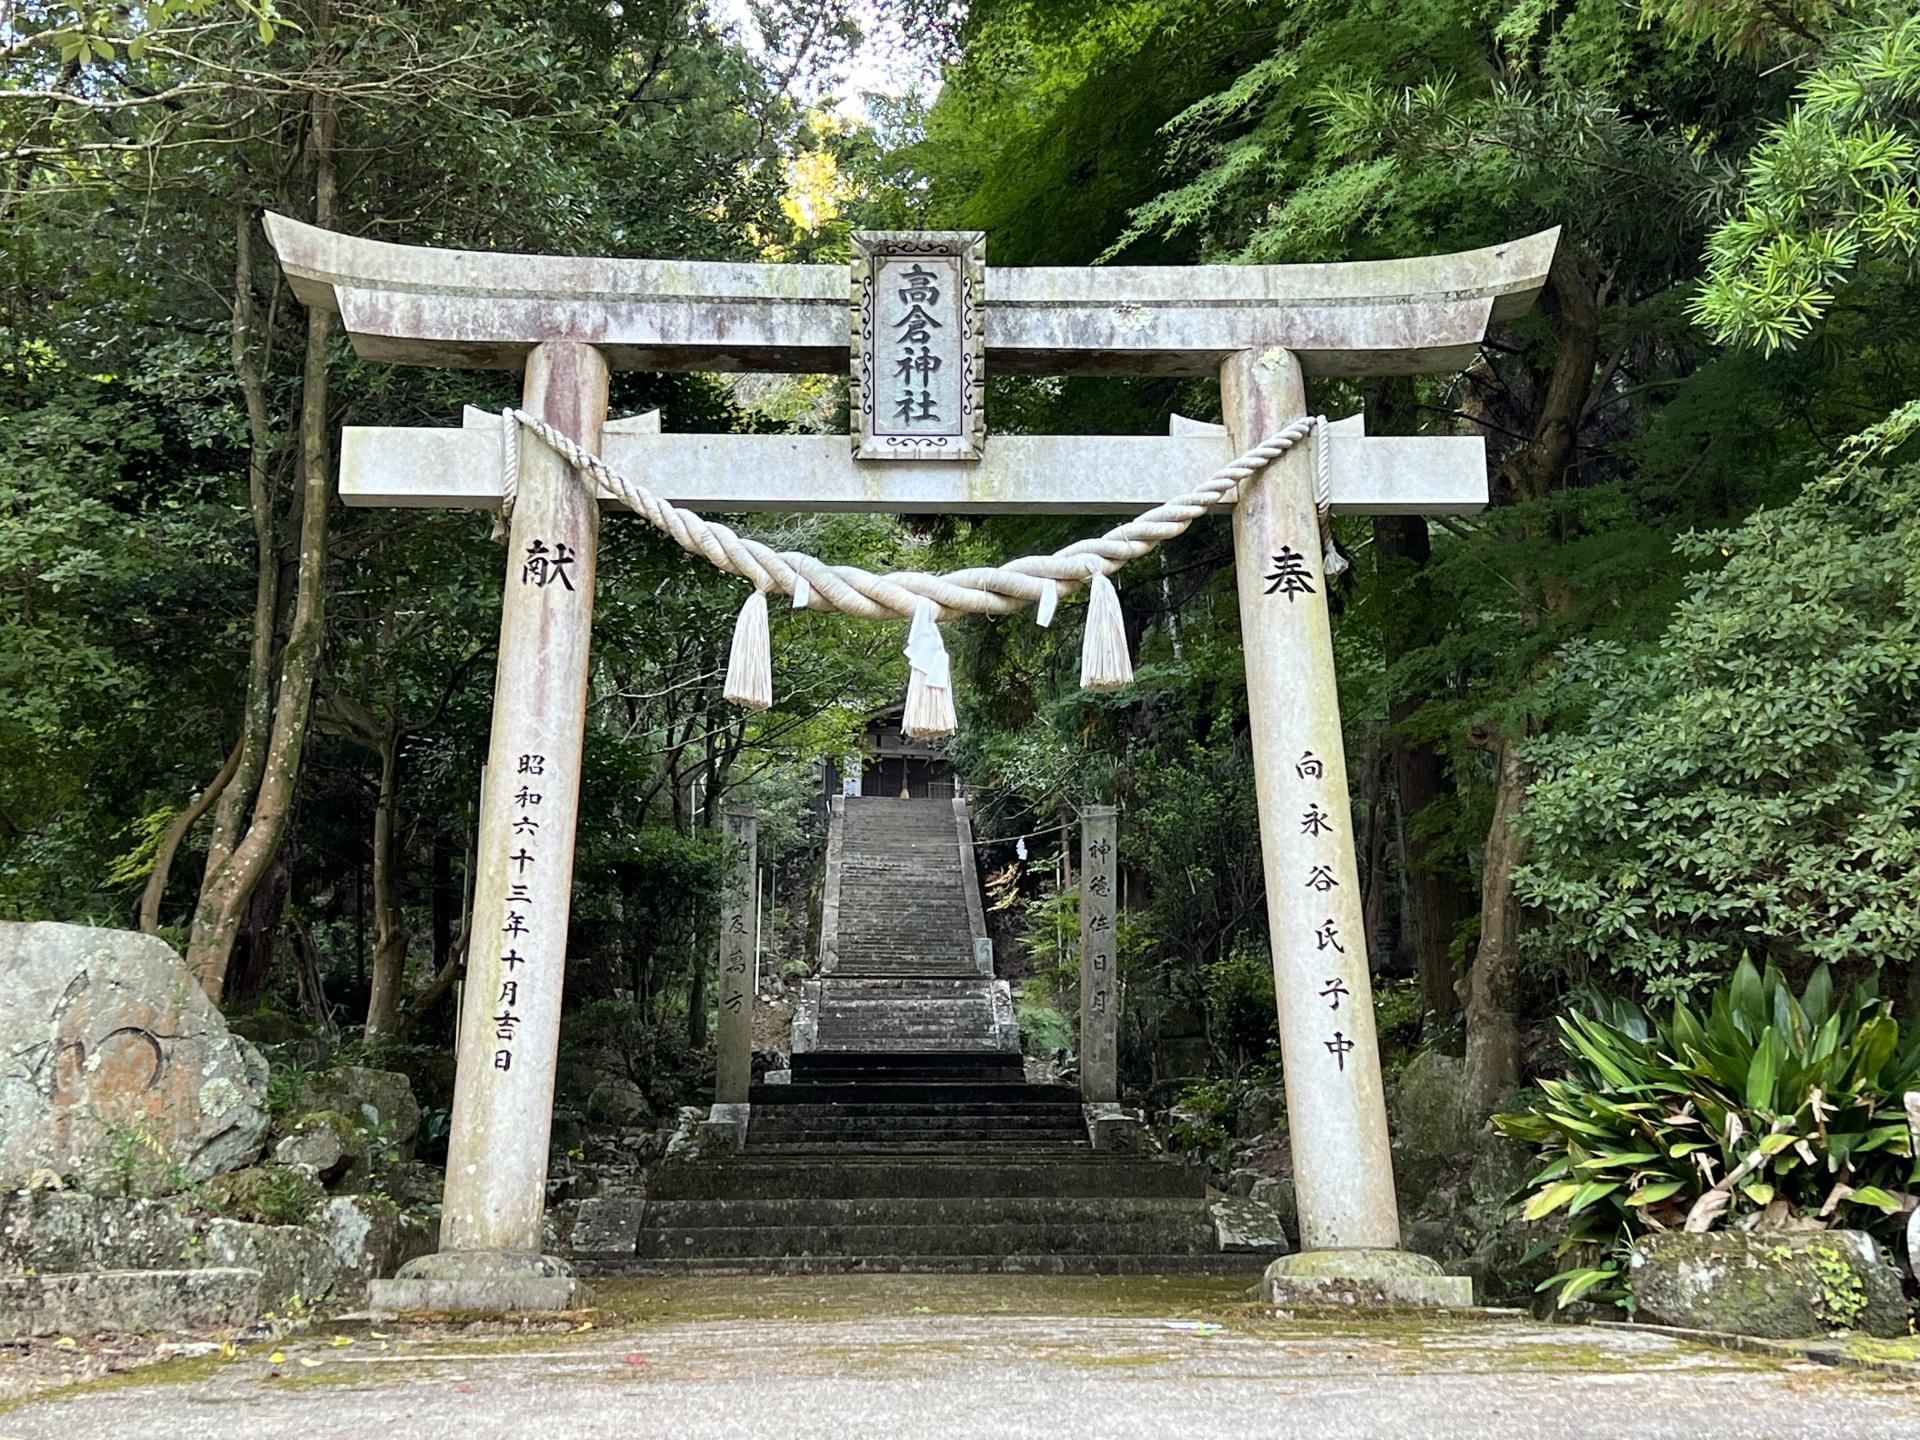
[1496, 959, 1920, 1307]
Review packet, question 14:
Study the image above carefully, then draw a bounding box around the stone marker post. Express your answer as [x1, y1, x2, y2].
[376, 341, 608, 1312]
[1223, 347, 1402, 1259]
[1078, 805, 1119, 1103]
[714, 807, 758, 1105]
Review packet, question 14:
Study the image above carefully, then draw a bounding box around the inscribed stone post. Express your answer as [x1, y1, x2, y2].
[714, 808, 758, 1105]
[438, 341, 609, 1261]
[1223, 347, 1400, 1254]
[1078, 805, 1118, 1103]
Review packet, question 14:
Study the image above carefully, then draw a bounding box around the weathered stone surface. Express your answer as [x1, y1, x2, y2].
[316, 1194, 432, 1298]
[0, 922, 270, 1192]
[1260, 1248, 1473, 1308]
[1236, 1091, 1281, 1141]
[1629, 1230, 1909, 1339]
[266, 209, 1559, 378]
[274, 1113, 351, 1180]
[1226, 349, 1400, 1256]
[1211, 1197, 1291, 1254]
[1908, 1208, 1920, 1282]
[1091, 1113, 1143, 1154]
[0, 1187, 339, 1315]
[1389, 1051, 1473, 1218]
[0, 1188, 194, 1275]
[0, 1267, 261, 1337]
[570, 1195, 645, 1263]
[1391, 1052, 1473, 1157]
[1224, 1167, 1263, 1199]
[372, 1248, 580, 1314]
[1250, 1177, 1298, 1239]
[294, 1067, 421, 1161]
[199, 1218, 338, 1311]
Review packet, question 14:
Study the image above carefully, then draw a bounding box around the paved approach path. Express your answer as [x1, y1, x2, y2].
[5, 1277, 1920, 1440]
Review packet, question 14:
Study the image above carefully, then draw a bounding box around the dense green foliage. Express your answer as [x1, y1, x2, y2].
[1498, 960, 1920, 1306]
[1518, 455, 1920, 996]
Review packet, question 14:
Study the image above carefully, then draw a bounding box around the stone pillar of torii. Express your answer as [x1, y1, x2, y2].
[264, 215, 1556, 1310]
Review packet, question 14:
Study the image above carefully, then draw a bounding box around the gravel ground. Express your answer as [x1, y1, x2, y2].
[4, 1280, 1919, 1440]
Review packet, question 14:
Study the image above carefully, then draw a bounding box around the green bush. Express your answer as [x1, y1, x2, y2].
[1515, 463, 1920, 999]
[1496, 958, 1920, 1308]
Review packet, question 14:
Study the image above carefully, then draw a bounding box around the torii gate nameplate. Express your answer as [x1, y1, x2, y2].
[267, 213, 1557, 1314]
[850, 230, 985, 462]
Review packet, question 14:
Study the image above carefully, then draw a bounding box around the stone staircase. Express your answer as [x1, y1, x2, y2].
[615, 1051, 1244, 1272]
[798, 797, 1015, 1054]
[833, 798, 981, 975]
[571, 797, 1276, 1274]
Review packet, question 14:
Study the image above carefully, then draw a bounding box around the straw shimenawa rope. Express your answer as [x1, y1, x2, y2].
[499, 408, 1331, 621]
[496, 408, 1335, 731]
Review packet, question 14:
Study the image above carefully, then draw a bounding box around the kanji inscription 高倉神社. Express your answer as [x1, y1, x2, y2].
[851, 230, 985, 462]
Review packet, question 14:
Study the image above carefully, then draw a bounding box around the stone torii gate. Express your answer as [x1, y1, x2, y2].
[265, 215, 1556, 1310]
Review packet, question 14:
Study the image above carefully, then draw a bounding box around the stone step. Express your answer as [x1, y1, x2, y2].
[0, 1268, 263, 1337]
[807, 1039, 1008, 1054]
[751, 1082, 1075, 1106]
[748, 1096, 1082, 1115]
[748, 1122, 1090, 1145]
[791, 1052, 1023, 1081]
[607, 1253, 1270, 1276]
[640, 1196, 1203, 1228]
[636, 1220, 1217, 1260]
[648, 1158, 1203, 1202]
[828, 976, 983, 985]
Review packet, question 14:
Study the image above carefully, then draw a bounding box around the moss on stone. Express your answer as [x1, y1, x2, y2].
[191, 1165, 326, 1226]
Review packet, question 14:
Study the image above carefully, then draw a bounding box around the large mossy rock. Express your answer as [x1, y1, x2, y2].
[1388, 1050, 1472, 1214]
[1630, 1230, 1910, 1339]
[293, 1066, 421, 1162]
[0, 922, 269, 1192]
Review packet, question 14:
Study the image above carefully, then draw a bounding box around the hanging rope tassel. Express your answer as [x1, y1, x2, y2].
[723, 589, 773, 711]
[1035, 577, 1058, 628]
[902, 598, 957, 739]
[1079, 570, 1134, 690]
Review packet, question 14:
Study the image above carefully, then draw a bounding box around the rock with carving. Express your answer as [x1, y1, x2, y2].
[0, 922, 269, 1192]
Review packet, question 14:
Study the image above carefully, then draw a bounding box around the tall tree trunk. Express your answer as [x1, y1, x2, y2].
[187, 77, 337, 997]
[139, 737, 242, 933]
[1367, 376, 1474, 1027]
[394, 804, 478, 1042]
[203, 194, 282, 882]
[1376, 509, 1474, 1027]
[364, 726, 409, 1040]
[1458, 247, 1599, 1104]
[1463, 729, 1530, 1118]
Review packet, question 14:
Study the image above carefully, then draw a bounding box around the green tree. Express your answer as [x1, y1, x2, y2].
[1517, 450, 1920, 1000]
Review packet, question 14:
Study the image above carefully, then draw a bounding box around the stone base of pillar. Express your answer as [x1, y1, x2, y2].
[370, 1248, 582, 1314]
[1258, 1249, 1473, 1308]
